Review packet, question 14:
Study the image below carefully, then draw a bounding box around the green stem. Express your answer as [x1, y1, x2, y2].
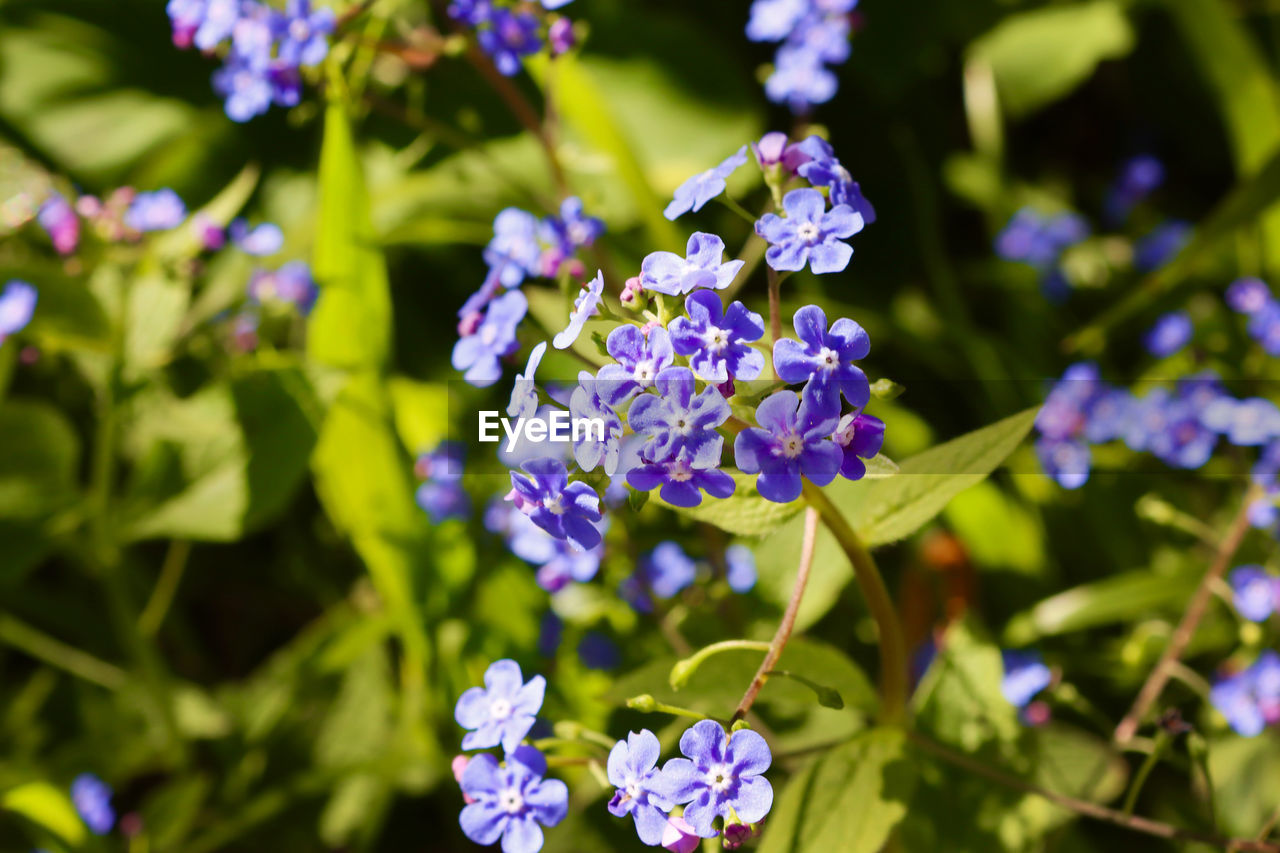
[138, 540, 192, 638]
[1122, 730, 1169, 815]
[626, 694, 712, 721]
[670, 640, 772, 689]
[802, 481, 908, 725]
[0, 613, 127, 689]
[716, 194, 758, 226]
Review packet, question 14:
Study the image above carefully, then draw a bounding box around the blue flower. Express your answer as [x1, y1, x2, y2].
[1105, 154, 1164, 225]
[789, 135, 876, 224]
[1227, 278, 1271, 315]
[125, 188, 186, 232]
[725, 544, 757, 593]
[1036, 362, 1102, 443]
[627, 446, 736, 509]
[509, 457, 603, 550]
[479, 9, 542, 76]
[455, 659, 546, 753]
[540, 197, 603, 271]
[212, 54, 275, 121]
[448, 0, 493, 25]
[70, 773, 114, 836]
[607, 730, 677, 845]
[1082, 388, 1135, 444]
[1248, 300, 1280, 356]
[746, 0, 809, 41]
[578, 632, 620, 670]
[1202, 397, 1280, 447]
[669, 291, 765, 384]
[664, 146, 749, 221]
[628, 367, 730, 466]
[507, 510, 604, 592]
[756, 188, 863, 274]
[569, 371, 624, 475]
[193, 0, 241, 50]
[37, 193, 79, 255]
[734, 382, 842, 503]
[167, 0, 207, 47]
[485, 208, 544, 288]
[1143, 311, 1192, 357]
[1035, 438, 1091, 489]
[772, 304, 870, 410]
[553, 271, 604, 350]
[230, 219, 284, 256]
[1000, 650, 1052, 709]
[659, 719, 773, 838]
[248, 261, 318, 314]
[453, 289, 528, 388]
[1134, 221, 1191, 273]
[1125, 387, 1218, 469]
[508, 342, 548, 422]
[1210, 651, 1280, 737]
[415, 442, 470, 524]
[642, 541, 699, 600]
[459, 746, 568, 853]
[1230, 566, 1279, 622]
[640, 232, 745, 297]
[0, 280, 38, 344]
[834, 412, 884, 480]
[597, 325, 675, 405]
[764, 45, 837, 111]
[275, 0, 334, 67]
[995, 208, 1088, 297]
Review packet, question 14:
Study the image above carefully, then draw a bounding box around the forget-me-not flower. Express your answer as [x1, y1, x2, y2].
[659, 719, 773, 838]
[669, 291, 765, 384]
[734, 383, 842, 503]
[479, 9, 542, 76]
[1230, 566, 1279, 622]
[834, 411, 884, 481]
[627, 367, 730, 465]
[1210, 651, 1280, 737]
[773, 304, 871, 411]
[453, 289, 528, 388]
[275, 0, 335, 67]
[756, 188, 862, 274]
[607, 729, 677, 845]
[640, 233, 745, 297]
[597, 325, 675, 405]
[458, 746, 568, 853]
[509, 456, 603, 550]
[455, 659, 546, 753]
[725, 544, 757, 593]
[569, 371, 624, 475]
[125, 189, 186, 232]
[664, 146, 749, 221]
[1143, 311, 1193, 358]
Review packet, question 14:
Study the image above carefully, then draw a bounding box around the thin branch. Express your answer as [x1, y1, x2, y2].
[766, 266, 782, 381]
[909, 731, 1280, 853]
[0, 613, 127, 690]
[138, 539, 192, 638]
[1115, 486, 1262, 743]
[732, 506, 818, 722]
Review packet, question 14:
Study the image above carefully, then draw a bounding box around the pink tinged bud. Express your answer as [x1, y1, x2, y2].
[1022, 700, 1052, 727]
[19, 346, 39, 365]
[451, 755, 478, 803]
[563, 258, 586, 279]
[506, 488, 536, 515]
[119, 812, 144, 839]
[75, 196, 102, 219]
[716, 377, 736, 399]
[548, 17, 575, 55]
[193, 215, 226, 251]
[172, 26, 196, 48]
[620, 276, 644, 308]
[782, 143, 813, 174]
[752, 131, 789, 167]
[458, 311, 484, 337]
[640, 320, 662, 336]
[662, 816, 703, 853]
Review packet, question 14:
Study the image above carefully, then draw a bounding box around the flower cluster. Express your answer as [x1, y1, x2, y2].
[1210, 650, 1280, 737]
[454, 198, 604, 388]
[448, 0, 577, 75]
[416, 442, 472, 523]
[453, 660, 568, 853]
[30, 187, 188, 256]
[607, 721, 773, 845]
[746, 0, 859, 112]
[166, 0, 334, 122]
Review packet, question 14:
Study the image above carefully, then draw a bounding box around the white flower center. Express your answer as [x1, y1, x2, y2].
[569, 221, 590, 245]
[625, 782, 642, 800]
[796, 222, 822, 244]
[817, 346, 840, 370]
[669, 459, 694, 482]
[489, 697, 513, 720]
[498, 787, 525, 814]
[634, 361, 655, 385]
[705, 763, 733, 794]
[780, 432, 805, 459]
[835, 164, 852, 184]
[289, 18, 310, 42]
[703, 326, 729, 352]
[480, 324, 498, 346]
[543, 494, 566, 515]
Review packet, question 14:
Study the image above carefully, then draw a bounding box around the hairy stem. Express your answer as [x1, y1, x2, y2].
[802, 481, 908, 724]
[1115, 486, 1261, 743]
[732, 507, 818, 722]
[910, 731, 1280, 853]
[767, 266, 782, 380]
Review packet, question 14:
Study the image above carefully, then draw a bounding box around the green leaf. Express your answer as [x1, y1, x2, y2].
[913, 620, 1020, 752]
[123, 274, 190, 379]
[943, 480, 1045, 576]
[0, 780, 87, 846]
[387, 377, 449, 455]
[308, 96, 392, 371]
[759, 728, 916, 853]
[0, 399, 80, 520]
[1208, 732, 1280, 838]
[969, 2, 1134, 118]
[844, 407, 1038, 547]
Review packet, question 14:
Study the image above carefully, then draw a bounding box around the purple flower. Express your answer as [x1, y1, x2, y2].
[459, 746, 568, 853]
[752, 131, 789, 168]
[746, 0, 809, 41]
[773, 304, 870, 410]
[553, 271, 604, 350]
[996, 208, 1088, 269]
[71, 773, 115, 836]
[167, 0, 207, 47]
[664, 146, 749, 221]
[662, 817, 702, 853]
[1230, 566, 1279, 622]
[1001, 650, 1052, 709]
[547, 16, 575, 54]
[508, 511, 603, 592]
[486, 208, 543, 288]
[764, 45, 837, 111]
[1211, 651, 1280, 737]
[640, 232, 745, 297]
[659, 720, 773, 838]
[0, 280, 38, 344]
[669, 292, 765, 383]
[1036, 362, 1101, 442]
[449, 0, 493, 25]
[628, 367, 730, 465]
[1105, 155, 1164, 225]
[37, 193, 79, 255]
[248, 261, 318, 314]
[627, 446, 736, 509]
[275, 0, 334, 67]
[125, 189, 186, 232]
[230, 219, 284, 255]
[509, 457, 603, 550]
[1126, 388, 1218, 469]
[597, 325, 675, 405]
[1134, 221, 1191, 273]
[725, 544, 756, 593]
[416, 442, 470, 523]
[1202, 397, 1280, 447]
[1036, 438, 1091, 489]
[193, 0, 241, 50]
[479, 9, 542, 76]
[579, 632, 620, 670]
[834, 411, 884, 480]
[1247, 300, 1280, 356]
[455, 659, 546, 753]
[508, 342, 548, 422]
[734, 383, 842, 503]
[453, 289, 528, 388]
[789, 136, 876, 224]
[211, 54, 275, 122]
[569, 371, 624, 475]
[756, 188, 862, 274]
[1143, 311, 1192, 357]
[639, 541, 698, 601]
[541, 197, 603, 270]
[608, 730, 677, 845]
[1227, 278, 1271, 315]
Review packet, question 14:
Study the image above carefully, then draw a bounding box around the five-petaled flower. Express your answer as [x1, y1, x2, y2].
[640, 233, 745, 297]
[734, 383, 842, 503]
[628, 367, 731, 465]
[607, 730, 677, 846]
[454, 659, 546, 753]
[569, 371, 624, 475]
[660, 719, 773, 838]
[669, 291, 765, 383]
[773, 304, 871, 411]
[597, 325, 675, 405]
[453, 289, 528, 388]
[509, 457, 604, 550]
[834, 411, 884, 480]
[664, 147, 749, 221]
[755, 188, 863, 274]
[627, 446, 737, 508]
[458, 746, 568, 853]
[1229, 566, 1279, 622]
